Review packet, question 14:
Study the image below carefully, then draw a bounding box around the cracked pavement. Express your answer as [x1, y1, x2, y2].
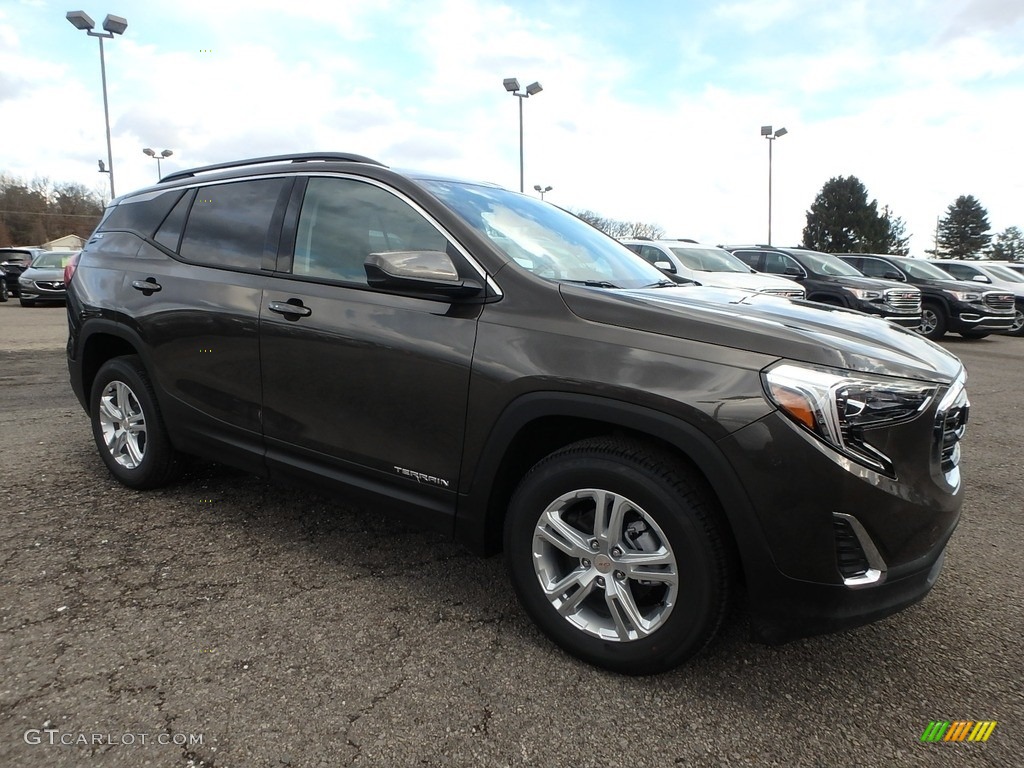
[1, 302, 1021, 767]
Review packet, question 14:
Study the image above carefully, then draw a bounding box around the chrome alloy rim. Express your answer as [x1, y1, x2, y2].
[919, 308, 938, 336]
[98, 380, 147, 469]
[1011, 308, 1024, 334]
[532, 488, 678, 642]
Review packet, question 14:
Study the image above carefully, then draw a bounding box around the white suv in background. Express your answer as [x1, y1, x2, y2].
[622, 239, 806, 299]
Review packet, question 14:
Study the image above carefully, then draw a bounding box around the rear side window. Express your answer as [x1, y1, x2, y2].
[179, 179, 288, 271]
[99, 189, 184, 236]
[292, 177, 449, 285]
[154, 189, 195, 252]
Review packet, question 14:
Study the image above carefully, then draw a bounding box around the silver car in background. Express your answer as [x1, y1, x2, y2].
[17, 250, 78, 307]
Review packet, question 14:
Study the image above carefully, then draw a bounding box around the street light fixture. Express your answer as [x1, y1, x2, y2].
[533, 184, 552, 200]
[761, 125, 787, 245]
[143, 148, 174, 180]
[67, 10, 128, 199]
[503, 77, 543, 193]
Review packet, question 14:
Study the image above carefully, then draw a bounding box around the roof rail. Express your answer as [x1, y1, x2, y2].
[160, 152, 385, 183]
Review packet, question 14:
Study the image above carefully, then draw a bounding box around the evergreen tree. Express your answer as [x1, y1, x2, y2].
[986, 226, 1023, 261]
[934, 195, 991, 259]
[801, 176, 905, 253]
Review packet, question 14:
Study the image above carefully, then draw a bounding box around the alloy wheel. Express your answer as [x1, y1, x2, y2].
[98, 380, 148, 469]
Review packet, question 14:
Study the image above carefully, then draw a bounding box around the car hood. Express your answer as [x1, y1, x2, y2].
[560, 284, 962, 383]
[692, 271, 802, 294]
[21, 266, 64, 281]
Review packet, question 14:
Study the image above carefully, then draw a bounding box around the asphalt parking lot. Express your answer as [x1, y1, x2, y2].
[1, 301, 1021, 768]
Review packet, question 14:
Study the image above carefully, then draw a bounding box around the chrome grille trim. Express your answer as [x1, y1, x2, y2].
[983, 291, 1015, 311]
[883, 289, 922, 312]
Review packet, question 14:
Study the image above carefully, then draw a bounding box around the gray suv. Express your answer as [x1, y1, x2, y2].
[67, 153, 968, 674]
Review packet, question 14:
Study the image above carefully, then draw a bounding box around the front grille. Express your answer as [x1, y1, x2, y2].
[983, 291, 1014, 311]
[834, 517, 871, 580]
[884, 289, 922, 312]
[761, 288, 804, 299]
[37, 281, 65, 290]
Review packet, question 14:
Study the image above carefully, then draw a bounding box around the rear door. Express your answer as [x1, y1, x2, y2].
[258, 175, 481, 523]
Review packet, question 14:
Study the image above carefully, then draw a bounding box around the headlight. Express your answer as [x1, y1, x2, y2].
[943, 289, 981, 302]
[763, 363, 937, 476]
[845, 287, 882, 300]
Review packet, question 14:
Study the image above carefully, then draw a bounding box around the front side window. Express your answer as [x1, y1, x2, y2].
[293, 178, 449, 284]
[763, 252, 800, 275]
[857, 258, 896, 279]
[639, 245, 674, 271]
[940, 263, 980, 281]
[179, 179, 288, 270]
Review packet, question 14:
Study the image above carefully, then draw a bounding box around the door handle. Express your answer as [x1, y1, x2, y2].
[131, 278, 161, 293]
[268, 300, 312, 318]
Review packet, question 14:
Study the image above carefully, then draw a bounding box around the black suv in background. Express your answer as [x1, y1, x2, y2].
[67, 153, 968, 674]
[725, 245, 922, 327]
[838, 254, 1016, 340]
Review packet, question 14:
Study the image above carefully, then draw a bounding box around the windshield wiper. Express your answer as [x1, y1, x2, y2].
[643, 279, 680, 288]
[561, 279, 621, 289]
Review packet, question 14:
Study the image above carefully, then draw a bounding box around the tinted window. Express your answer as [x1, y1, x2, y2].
[100, 189, 183, 236]
[154, 189, 195, 252]
[293, 177, 449, 284]
[639, 245, 670, 267]
[940, 263, 980, 281]
[857, 258, 895, 278]
[763, 252, 801, 275]
[731, 250, 761, 269]
[179, 179, 288, 270]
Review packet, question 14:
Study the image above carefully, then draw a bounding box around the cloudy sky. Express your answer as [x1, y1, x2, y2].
[1, 0, 1021, 252]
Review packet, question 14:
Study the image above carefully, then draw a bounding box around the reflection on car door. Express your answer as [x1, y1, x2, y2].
[259, 176, 480, 528]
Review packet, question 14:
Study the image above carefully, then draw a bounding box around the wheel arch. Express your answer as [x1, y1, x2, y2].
[456, 392, 772, 584]
[75, 321, 148, 415]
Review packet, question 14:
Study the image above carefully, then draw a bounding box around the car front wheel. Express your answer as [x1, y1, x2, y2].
[1008, 302, 1024, 337]
[919, 303, 947, 340]
[0, 282, 8, 302]
[504, 437, 733, 675]
[89, 356, 181, 489]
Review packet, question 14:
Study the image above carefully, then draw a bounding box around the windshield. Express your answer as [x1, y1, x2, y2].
[897, 258, 958, 280]
[417, 179, 669, 289]
[793, 249, 864, 276]
[670, 246, 750, 274]
[985, 264, 1024, 283]
[31, 252, 75, 269]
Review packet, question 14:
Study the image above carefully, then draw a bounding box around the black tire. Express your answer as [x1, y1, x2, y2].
[504, 437, 733, 675]
[19, 298, 34, 308]
[0, 282, 8, 302]
[89, 355, 181, 489]
[919, 302, 947, 340]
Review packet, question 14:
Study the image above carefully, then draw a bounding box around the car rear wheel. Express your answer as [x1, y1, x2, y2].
[504, 437, 733, 675]
[90, 356, 181, 489]
[919, 303, 947, 340]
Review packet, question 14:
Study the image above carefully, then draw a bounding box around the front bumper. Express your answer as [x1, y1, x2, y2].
[19, 279, 67, 302]
[718, 403, 962, 643]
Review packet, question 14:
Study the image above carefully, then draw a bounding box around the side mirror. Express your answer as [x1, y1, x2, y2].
[783, 267, 803, 277]
[971, 274, 990, 283]
[883, 271, 903, 281]
[653, 260, 676, 273]
[364, 250, 483, 299]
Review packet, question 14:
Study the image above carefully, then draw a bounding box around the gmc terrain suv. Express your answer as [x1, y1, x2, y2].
[838, 253, 1016, 339]
[725, 245, 922, 327]
[67, 153, 968, 674]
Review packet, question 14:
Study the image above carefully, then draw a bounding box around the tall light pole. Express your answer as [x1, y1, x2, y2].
[503, 77, 543, 193]
[761, 125, 787, 245]
[533, 184, 552, 200]
[143, 148, 174, 181]
[67, 11, 128, 200]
